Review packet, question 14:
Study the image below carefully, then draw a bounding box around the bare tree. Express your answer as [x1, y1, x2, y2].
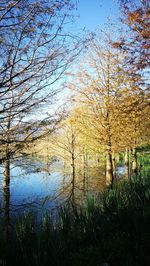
[0, 0, 85, 239]
[0, 0, 84, 160]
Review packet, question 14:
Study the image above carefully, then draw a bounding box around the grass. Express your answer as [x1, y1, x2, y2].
[0, 174, 150, 266]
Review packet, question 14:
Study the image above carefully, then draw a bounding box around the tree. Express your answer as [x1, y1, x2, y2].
[114, 0, 150, 175]
[0, 0, 83, 142]
[116, 0, 150, 71]
[0, 0, 84, 241]
[47, 116, 81, 201]
[68, 33, 130, 186]
[116, 88, 150, 176]
[0, 0, 84, 173]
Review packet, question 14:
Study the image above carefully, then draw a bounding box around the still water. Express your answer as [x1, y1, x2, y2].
[0, 155, 125, 216]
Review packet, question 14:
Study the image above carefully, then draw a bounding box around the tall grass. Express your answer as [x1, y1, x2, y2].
[138, 153, 150, 177]
[0, 174, 150, 266]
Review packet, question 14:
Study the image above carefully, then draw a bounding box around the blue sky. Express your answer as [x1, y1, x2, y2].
[45, 1, 121, 116]
[52, 1, 121, 113]
[75, 0, 119, 31]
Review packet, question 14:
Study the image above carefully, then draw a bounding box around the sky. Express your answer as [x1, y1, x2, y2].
[46, 0, 121, 116]
[75, 0, 120, 31]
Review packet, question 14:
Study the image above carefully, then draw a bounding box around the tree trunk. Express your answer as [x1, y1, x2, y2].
[62, 161, 67, 185]
[3, 151, 10, 245]
[46, 147, 49, 171]
[106, 149, 114, 186]
[131, 147, 138, 175]
[116, 153, 120, 164]
[71, 153, 75, 201]
[95, 154, 100, 167]
[124, 147, 130, 179]
[83, 151, 88, 196]
[112, 151, 116, 179]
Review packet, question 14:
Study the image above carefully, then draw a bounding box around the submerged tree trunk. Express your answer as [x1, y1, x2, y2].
[131, 147, 138, 175]
[71, 152, 75, 201]
[71, 131, 76, 201]
[83, 150, 88, 196]
[62, 161, 67, 186]
[106, 148, 114, 186]
[3, 150, 10, 245]
[83, 154, 86, 195]
[124, 147, 130, 179]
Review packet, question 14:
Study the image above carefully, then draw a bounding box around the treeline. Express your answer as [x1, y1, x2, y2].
[34, 0, 150, 187]
[0, 0, 149, 188]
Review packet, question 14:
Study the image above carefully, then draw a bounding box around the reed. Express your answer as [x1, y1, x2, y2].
[0, 172, 150, 266]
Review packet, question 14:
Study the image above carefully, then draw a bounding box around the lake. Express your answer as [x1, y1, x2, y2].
[0, 155, 125, 217]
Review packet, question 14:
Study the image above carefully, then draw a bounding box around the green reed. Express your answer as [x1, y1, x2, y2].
[0, 167, 150, 266]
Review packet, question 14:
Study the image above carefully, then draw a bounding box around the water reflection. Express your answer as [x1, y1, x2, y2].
[0, 158, 65, 214]
[0, 155, 126, 219]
